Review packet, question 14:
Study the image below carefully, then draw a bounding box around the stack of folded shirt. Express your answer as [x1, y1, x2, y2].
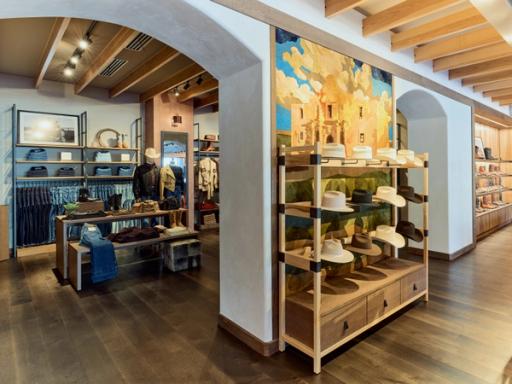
[56, 167, 75, 177]
[95, 151, 112, 162]
[107, 227, 159, 243]
[117, 166, 132, 176]
[94, 166, 113, 176]
[26, 148, 48, 161]
[26, 166, 48, 177]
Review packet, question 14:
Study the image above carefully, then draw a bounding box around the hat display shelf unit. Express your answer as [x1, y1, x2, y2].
[193, 122, 220, 230]
[278, 142, 429, 374]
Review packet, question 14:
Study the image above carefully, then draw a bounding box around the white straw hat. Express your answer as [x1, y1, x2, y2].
[321, 191, 354, 212]
[323, 143, 346, 159]
[375, 148, 406, 164]
[320, 238, 354, 263]
[373, 186, 406, 207]
[144, 147, 161, 159]
[352, 146, 373, 160]
[397, 149, 423, 167]
[370, 225, 405, 248]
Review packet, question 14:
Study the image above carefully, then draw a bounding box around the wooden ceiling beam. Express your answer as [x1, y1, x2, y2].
[474, 78, 512, 93]
[75, 26, 139, 94]
[433, 42, 512, 72]
[414, 26, 502, 62]
[492, 94, 512, 102]
[475, 115, 508, 130]
[177, 78, 218, 103]
[449, 56, 512, 80]
[483, 88, 512, 98]
[474, 104, 512, 127]
[362, 0, 464, 37]
[194, 92, 219, 110]
[140, 63, 205, 102]
[499, 97, 512, 106]
[391, 6, 487, 51]
[35, 17, 71, 88]
[325, 0, 366, 17]
[462, 69, 512, 87]
[109, 47, 179, 98]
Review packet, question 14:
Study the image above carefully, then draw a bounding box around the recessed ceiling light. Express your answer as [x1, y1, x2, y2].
[174, 88, 180, 97]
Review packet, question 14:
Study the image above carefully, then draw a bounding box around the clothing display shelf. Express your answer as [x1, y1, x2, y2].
[10, 103, 143, 258]
[278, 142, 429, 374]
[194, 122, 220, 229]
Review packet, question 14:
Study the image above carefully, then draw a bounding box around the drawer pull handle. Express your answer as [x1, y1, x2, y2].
[413, 283, 418, 291]
[383, 299, 388, 308]
[343, 321, 349, 331]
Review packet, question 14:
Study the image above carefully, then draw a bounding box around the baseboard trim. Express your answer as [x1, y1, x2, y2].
[405, 243, 475, 261]
[218, 314, 279, 357]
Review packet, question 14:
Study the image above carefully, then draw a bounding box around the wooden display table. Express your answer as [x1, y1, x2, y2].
[68, 230, 197, 291]
[55, 209, 186, 279]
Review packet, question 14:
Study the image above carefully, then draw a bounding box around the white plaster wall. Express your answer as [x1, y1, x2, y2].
[194, 110, 219, 137]
[257, 0, 510, 115]
[396, 78, 473, 255]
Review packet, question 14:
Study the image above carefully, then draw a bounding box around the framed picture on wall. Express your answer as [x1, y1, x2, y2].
[18, 110, 80, 147]
[475, 137, 485, 159]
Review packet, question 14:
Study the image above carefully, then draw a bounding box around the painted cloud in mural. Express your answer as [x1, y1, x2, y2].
[275, 28, 393, 155]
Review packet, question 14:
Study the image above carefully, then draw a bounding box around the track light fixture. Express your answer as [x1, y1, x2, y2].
[78, 34, 92, 50]
[63, 63, 76, 77]
[70, 50, 82, 65]
[196, 75, 203, 85]
[174, 88, 180, 97]
[183, 81, 190, 90]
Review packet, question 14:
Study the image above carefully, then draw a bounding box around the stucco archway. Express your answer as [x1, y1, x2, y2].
[0, 0, 274, 344]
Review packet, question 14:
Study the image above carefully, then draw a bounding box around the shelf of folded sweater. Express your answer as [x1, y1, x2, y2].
[16, 143, 85, 149]
[17, 176, 85, 181]
[475, 202, 512, 218]
[86, 175, 134, 180]
[86, 161, 138, 165]
[16, 160, 85, 164]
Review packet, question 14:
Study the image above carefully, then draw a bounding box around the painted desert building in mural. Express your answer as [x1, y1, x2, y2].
[275, 28, 393, 156]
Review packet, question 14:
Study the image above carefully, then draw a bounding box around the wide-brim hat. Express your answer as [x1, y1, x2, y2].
[351, 145, 373, 160]
[397, 185, 423, 204]
[375, 148, 407, 165]
[345, 233, 382, 256]
[320, 239, 354, 263]
[373, 186, 406, 207]
[323, 143, 346, 159]
[396, 220, 424, 242]
[348, 189, 380, 207]
[321, 191, 354, 212]
[144, 147, 161, 159]
[397, 149, 423, 167]
[370, 225, 406, 248]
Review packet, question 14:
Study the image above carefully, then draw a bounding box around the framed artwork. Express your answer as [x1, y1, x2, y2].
[18, 110, 80, 146]
[475, 137, 485, 159]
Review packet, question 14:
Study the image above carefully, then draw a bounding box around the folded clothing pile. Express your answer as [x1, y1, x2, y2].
[107, 227, 159, 243]
[26, 166, 48, 177]
[56, 167, 75, 177]
[117, 166, 132, 176]
[94, 166, 113, 176]
[95, 151, 112, 162]
[26, 148, 48, 161]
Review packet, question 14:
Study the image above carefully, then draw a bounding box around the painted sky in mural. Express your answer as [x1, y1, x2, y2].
[275, 28, 393, 154]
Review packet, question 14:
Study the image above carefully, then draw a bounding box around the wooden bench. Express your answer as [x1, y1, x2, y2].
[68, 230, 198, 291]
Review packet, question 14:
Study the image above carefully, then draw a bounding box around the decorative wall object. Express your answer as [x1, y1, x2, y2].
[274, 28, 393, 156]
[18, 110, 79, 147]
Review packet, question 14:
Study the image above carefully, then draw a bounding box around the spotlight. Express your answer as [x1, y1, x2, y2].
[70, 52, 81, 65]
[196, 76, 203, 85]
[183, 81, 190, 90]
[63, 64, 75, 77]
[174, 88, 180, 97]
[78, 36, 91, 50]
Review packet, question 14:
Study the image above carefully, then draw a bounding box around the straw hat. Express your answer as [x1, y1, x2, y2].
[144, 147, 161, 159]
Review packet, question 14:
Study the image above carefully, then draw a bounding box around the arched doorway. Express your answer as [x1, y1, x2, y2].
[0, 0, 274, 345]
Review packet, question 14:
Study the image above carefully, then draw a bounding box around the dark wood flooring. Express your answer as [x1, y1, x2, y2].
[2, 227, 512, 383]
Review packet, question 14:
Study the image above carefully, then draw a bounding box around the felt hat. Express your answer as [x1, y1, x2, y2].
[320, 238, 354, 263]
[375, 148, 406, 165]
[370, 225, 406, 248]
[373, 186, 406, 207]
[348, 189, 379, 207]
[397, 185, 423, 204]
[323, 143, 346, 159]
[345, 233, 382, 257]
[397, 149, 423, 167]
[351, 145, 373, 160]
[144, 147, 161, 159]
[396, 220, 424, 242]
[322, 191, 354, 213]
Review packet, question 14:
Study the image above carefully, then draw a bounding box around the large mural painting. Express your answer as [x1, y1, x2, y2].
[275, 28, 393, 155]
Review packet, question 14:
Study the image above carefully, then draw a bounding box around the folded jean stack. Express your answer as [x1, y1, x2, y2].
[95, 151, 112, 162]
[117, 166, 132, 177]
[26, 148, 48, 161]
[94, 166, 113, 176]
[56, 167, 76, 177]
[26, 166, 48, 177]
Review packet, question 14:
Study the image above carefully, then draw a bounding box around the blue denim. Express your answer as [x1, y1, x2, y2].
[80, 224, 117, 283]
[94, 167, 113, 176]
[27, 148, 48, 161]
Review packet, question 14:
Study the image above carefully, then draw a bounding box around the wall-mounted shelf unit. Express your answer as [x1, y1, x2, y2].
[278, 142, 429, 374]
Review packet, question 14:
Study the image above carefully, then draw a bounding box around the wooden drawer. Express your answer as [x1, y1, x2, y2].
[401, 268, 426, 303]
[367, 281, 400, 323]
[321, 298, 366, 350]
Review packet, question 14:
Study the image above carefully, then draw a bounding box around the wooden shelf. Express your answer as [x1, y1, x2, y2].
[85, 146, 138, 151]
[87, 161, 137, 165]
[86, 176, 133, 180]
[476, 203, 512, 218]
[284, 153, 427, 169]
[16, 143, 83, 149]
[194, 138, 219, 143]
[194, 150, 219, 155]
[17, 176, 84, 181]
[476, 188, 510, 197]
[16, 160, 84, 164]
[474, 159, 511, 163]
[476, 174, 512, 178]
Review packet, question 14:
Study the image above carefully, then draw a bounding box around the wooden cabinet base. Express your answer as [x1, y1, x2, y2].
[476, 204, 512, 240]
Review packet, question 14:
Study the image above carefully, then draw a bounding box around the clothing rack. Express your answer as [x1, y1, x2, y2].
[10, 104, 142, 257]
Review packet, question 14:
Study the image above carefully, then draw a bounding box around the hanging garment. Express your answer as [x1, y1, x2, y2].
[133, 163, 160, 200]
[159, 166, 176, 200]
[198, 158, 218, 199]
[80, 223, 117, 283]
